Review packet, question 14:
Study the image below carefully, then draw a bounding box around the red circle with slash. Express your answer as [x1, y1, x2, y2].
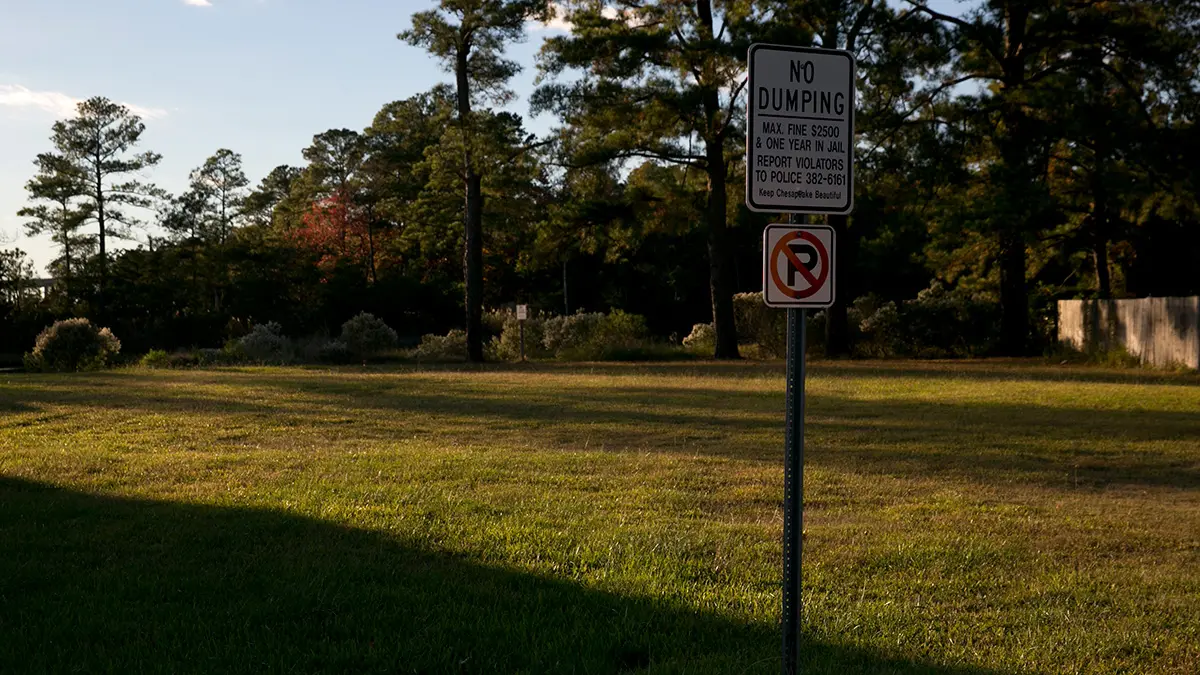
[769, 231, 830, 299]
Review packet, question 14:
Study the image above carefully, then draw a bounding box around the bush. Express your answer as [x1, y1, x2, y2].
[197, 347, 238, 367]
[903, 282, 1000, 357]
[539, 309, 649, 360]
[682, 323, 716, 354]
[413, 330, 468, 362]
[729, 292, 823, 359]
[481, 309, 656, 361]
[593, 310, 647, 351]
[411, 309, 660, 363]
[732, 292, 788, 357]
[163, 351, 202, 368]
[481, 309, 508, 341]
[340, 313, 398, 359]
[851, 283, 1002, 358]
[141, 349, 170, 368]
[855, 297, 903, 358]
[236, 322, 292, 364]
[487, 309, 551, 361]
[140, 347, 242, 369]
[24, 318, 121, 372]
[316, 339, 353, 364]
[542, 311, 607, 356]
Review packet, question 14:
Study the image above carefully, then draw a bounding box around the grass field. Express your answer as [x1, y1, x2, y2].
[1, 360, 1198, 674]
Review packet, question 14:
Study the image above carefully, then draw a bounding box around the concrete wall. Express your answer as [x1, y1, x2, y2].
[1058, 297, 1200, 370]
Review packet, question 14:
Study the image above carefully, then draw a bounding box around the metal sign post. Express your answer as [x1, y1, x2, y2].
[783, 215, 806, 675]
[746, 42, 854, 675]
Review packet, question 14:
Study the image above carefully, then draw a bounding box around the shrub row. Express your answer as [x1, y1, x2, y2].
[23, 286, 1009, 371]
[413, 308, 680, 362]
[681, 285, 1004, 359]
[140, 313, 397, 368]
[850, 283, 1001, 358]
[682, 292, 803, 358]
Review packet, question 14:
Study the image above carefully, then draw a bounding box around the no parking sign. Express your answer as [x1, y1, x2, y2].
[762, 224, 835, 308]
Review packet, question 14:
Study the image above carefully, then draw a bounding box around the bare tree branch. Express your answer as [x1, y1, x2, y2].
[717, 76, 748, 140]
[905, 0, 1002, 64]
[866, 74, 983, 155]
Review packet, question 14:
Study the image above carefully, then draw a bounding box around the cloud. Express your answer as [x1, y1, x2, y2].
[0, 85, 80, 118]
[531, 4, 647, 32]
[0, 84, 169, 120]
[532, 3, 573, 31]
[123, 102, 171, 120]
[183, 0, 213, 6]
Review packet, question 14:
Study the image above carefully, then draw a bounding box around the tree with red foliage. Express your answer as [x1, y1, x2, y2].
[289, 193, 374, 280]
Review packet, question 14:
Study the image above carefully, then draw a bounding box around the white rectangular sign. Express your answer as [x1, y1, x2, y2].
[746, 44, 855, 215]
[516, 304, 528, 320]
[762, 224, 836, 308]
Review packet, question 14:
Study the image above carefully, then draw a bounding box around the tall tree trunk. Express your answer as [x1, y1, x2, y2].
[998, 229, 1028, 355]
[1093, 236, 1111, 298]
[821, 7, 854, 357]
[61, 203, 72, 304]
[705, 149, 739, 359]
[367, 218, 378, 286]
[456, 45, 485, 363]
[464, 173, 484, 362]
[697, 0, 738, 359]
[1091, 132, 1112, 299]
[996, 115, 1031, 356]
[995, 4, 1032, 356]
[562, 258, 569, 315]
[95, 172, 106, 321]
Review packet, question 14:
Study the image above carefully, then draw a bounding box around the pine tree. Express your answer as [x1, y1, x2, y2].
[535, 0, 760, 358]
[191, 149, 250, 243]
[17, 152, 93, 303]
[400, 0, 550, 362]
[45, 97, 161, 318]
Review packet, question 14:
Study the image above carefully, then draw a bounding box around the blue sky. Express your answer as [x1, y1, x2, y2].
[1, 0, 968, 274]
[0, 0, 562, 273]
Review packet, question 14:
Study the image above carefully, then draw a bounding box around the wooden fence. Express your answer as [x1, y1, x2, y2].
[1058, 297, 1200, 370]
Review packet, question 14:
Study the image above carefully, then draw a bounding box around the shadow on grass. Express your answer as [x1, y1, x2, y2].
[0, 398, 36, 414]
[0, 477, 1008, 675]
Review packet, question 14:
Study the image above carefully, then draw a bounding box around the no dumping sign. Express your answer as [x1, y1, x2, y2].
[762, 224, 836, 308]
[746, 44, 855, 215]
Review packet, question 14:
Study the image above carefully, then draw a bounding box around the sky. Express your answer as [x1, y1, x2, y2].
[0, 0, 968, 275]
[0, 0, 567, 274]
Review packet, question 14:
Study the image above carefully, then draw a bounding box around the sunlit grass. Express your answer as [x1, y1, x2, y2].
[1, 360, 1198, 673]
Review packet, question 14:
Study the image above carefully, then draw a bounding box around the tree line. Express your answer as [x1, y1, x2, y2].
[3, 0, 1199, 362]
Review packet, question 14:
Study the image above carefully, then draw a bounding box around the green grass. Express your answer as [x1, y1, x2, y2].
[1, 360, 1198, 674]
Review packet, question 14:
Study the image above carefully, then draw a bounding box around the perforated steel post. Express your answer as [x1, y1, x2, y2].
[782, 213, 807, 675]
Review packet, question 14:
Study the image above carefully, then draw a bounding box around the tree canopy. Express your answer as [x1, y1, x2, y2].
[7, 0, 1200, 362]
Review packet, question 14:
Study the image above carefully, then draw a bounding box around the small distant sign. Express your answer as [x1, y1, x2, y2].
[517, 304, 528, 321]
